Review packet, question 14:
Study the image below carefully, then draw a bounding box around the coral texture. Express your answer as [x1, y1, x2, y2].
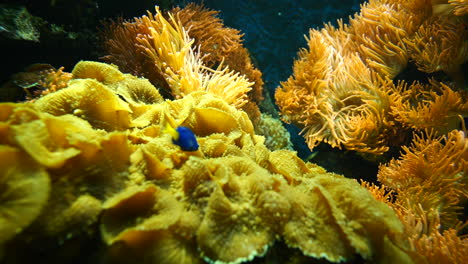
[275, 0, 431, 154]
[447, 0, 468, 16]
[254, 113, 293, 151]
[432, 0, 451, 15]
[172, 4, 264, 105]
[389, 80, 468, 135]
[406, 16, 468, 75]
[363, 129, 468, 263]
[378, 130, 467, 229]
[134, 7, 252, 108]
[1, 64, 72, 101]
[101, 4, 263, 121]
[2, 1, 466, 263]
[275, 0, 467, 155]
[0, 145, 50, 244]
[0, 61, 408, 264]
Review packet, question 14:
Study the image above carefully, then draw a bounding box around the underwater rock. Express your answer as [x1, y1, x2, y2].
[0, 6, 41, 42]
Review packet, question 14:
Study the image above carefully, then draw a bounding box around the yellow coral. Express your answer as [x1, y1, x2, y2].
[434, 0, 468, 16]
[390, 80, 468, 134]
[366, 126, 468, 263]
[0, 145, 50, 244]
[172, 3, 264, 108]
[449, 0, 468, 15]
[411, 221, 468, 263]
[406, 15, 468, 83]
[135, 7, 252, 108]
[275, 0, 468, 157]
[101, 4, 263, 121]
[35, 66, 72, 98]
[349, 0, 430, 78]
[0, 61, 408, 264]
[275, 0, 433, 155]
[378, 129, 467, 229]
[275, 40, 396, 154]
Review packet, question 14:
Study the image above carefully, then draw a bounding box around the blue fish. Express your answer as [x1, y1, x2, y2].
[164, 123, 199, 151]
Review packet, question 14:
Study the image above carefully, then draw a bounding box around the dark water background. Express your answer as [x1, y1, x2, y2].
[174, 0, 364, 94]
[1, 0, 364, 92]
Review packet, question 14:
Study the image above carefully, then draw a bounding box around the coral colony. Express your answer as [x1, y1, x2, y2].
[0, 1, 467, 264]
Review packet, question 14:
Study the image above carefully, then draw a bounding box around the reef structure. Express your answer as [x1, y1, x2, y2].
[363, 128, 468, 263]
[101, 4, 263, 123]
[275, 0, 468, 155]
[0, 61, 409, 264]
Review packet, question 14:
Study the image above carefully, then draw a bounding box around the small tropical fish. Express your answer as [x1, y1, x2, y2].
[164, 121, 199, 152]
